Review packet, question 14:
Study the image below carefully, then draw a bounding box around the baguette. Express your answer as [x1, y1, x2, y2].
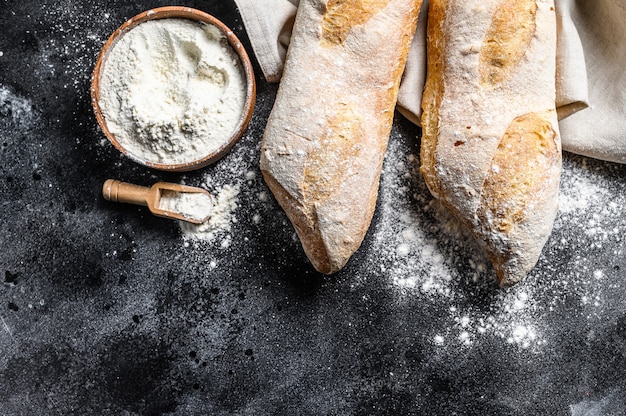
[421, 0, 562, 286]
[261, 0, 422, 274]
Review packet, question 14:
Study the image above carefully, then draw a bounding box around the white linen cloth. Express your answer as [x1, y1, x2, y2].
[233, 0, 626, 163]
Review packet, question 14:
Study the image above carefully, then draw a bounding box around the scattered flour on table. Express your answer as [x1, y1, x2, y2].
[179, 184, 240, 243]
[569, 391, 624, 416]
[364, 129, 626, 352]
[0, 85, 36, 129]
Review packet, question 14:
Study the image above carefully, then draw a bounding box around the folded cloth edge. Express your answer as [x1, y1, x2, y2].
[233, 0, 295, 83]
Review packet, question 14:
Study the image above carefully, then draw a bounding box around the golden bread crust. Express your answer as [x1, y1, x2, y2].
[421, 0, 561, 286]
[261, 0, 423, 273]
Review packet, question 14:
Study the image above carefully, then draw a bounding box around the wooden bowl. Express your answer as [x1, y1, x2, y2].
[91, 6, 256, 172]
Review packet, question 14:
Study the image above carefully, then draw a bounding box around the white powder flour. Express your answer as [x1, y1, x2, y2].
[179, 184, 240, 242]
[98, 18, 246, 165]
[159, 190, 213, 223]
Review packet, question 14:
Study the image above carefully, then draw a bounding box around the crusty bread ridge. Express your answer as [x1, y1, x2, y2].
[261, 0, 422, 274]
[421, 0, 562, 286]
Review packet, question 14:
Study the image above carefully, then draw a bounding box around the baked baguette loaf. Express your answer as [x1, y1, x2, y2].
[421, 0, 562, 286]
[261, 0, 422, 274]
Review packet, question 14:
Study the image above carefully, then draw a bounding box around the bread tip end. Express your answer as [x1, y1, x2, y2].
[494, 264, 529, 288]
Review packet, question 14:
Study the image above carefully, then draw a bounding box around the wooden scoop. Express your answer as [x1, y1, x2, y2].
[102, 179, 213, 224]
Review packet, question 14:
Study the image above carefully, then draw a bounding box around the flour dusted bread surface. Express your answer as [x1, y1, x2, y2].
[261, 0, 422, 274]
[421, 0, 561, 286]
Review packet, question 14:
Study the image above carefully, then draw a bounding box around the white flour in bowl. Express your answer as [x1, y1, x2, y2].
[97, 18, 246, 165]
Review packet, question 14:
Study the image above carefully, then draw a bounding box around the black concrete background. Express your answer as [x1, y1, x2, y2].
[1, 1, 626, 415]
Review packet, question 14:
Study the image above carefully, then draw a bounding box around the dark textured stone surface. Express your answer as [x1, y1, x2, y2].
[1, 1, 626, 415]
